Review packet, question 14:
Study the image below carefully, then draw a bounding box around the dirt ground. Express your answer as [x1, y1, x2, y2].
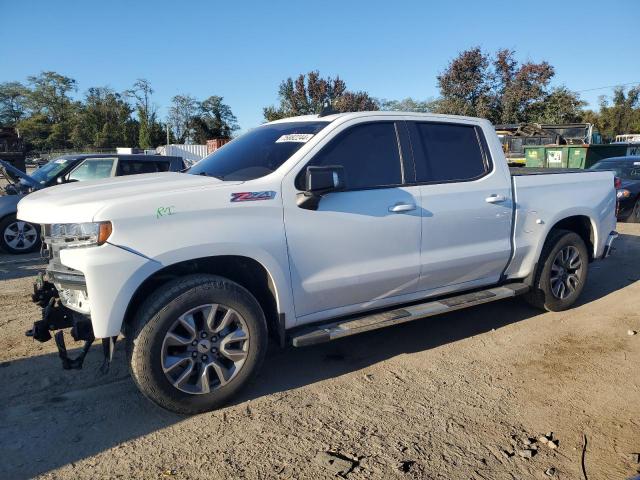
[0, 224, 639, 480]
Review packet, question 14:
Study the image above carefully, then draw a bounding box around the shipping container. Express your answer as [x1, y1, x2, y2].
[156, 144, 208, 166]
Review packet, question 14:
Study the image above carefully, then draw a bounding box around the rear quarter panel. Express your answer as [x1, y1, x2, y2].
[506, 171, 616, 279]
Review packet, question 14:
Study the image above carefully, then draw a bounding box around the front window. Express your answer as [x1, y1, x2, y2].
[188, 121, 329, 181]
[590, 160, 640, 180]
[29, 157, 73, 185]
[68, 158, 116, 182]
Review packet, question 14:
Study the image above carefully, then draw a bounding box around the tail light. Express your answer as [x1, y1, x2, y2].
[614, 176, 622, 189]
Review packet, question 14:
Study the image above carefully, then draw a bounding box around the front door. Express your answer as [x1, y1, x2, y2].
[283, 121, 422, 323]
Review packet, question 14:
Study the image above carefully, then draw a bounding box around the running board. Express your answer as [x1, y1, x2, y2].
[290, 283, 529, 347]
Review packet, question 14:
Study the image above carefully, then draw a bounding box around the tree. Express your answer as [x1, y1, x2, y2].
[263, 71, 377, 121]
[168, 94, 198, 143]
[127, 79, 156, 148]
[378, 97, 435, 112]
[19, 71, 78, 149]
[434, 47, 580, 125]
[191, 95, 239, 143]
[529, 86, 586, 124]
[435, 47, 494, 120]
[495, 49, 555, 123]
[0, 81, 29, 126]
[591, 86, 640, 140]
[71, 87, 136, 148]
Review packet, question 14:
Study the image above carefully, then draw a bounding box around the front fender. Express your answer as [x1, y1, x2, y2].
[151, 243, 294, 327]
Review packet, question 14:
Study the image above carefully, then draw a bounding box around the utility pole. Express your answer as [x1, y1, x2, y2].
[166, 123, 170, 146]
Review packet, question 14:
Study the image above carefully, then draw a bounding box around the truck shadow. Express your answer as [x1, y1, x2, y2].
[0, 232, 638, 479]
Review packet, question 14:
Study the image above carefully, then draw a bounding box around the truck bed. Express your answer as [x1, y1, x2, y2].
[505, 168, 616, 281]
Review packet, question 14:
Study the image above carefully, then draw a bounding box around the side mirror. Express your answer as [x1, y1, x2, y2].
[297, 165, 345, 210]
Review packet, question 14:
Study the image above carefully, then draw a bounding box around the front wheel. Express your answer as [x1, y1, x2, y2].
[127, 274, 268, 414]
[0, 214, 41, 254]
[524, 229, 589, 312]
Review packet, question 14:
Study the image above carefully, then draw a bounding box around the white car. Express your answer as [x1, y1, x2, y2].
[18, 111, 618, 414]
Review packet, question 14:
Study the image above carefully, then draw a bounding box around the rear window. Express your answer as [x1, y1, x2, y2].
[118, 160, 170, 175]
[409, 122, 489, 183]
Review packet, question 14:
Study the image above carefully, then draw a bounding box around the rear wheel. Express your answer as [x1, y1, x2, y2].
[127, 274, 268, 414]
[0, 214, 41, 254]
[524, 229, 589, 312]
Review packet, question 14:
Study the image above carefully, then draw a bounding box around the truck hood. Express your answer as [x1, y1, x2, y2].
[0, 159, 41, 189]
[17, 172, 239, 224]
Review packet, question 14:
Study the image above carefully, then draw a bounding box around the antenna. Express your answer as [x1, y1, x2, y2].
[318, 98, 337, 118]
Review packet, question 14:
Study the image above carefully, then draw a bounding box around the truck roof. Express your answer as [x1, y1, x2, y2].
[56, 153, 182, 162]
[267, 111, 489, 125]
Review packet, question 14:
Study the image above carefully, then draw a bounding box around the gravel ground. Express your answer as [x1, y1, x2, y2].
[0, 224, 639, 480]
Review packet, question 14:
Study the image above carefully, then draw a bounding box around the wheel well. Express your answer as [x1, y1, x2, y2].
[548, 215, 594, 260]
[122, 256, 280, 342]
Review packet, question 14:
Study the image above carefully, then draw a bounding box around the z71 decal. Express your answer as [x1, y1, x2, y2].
[230, 191, 277, 202]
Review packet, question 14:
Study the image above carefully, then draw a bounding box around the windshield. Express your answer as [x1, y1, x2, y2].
[188, 121, 329, 181]
[590, 160, 640, 180]
[29, 157, 73, 184]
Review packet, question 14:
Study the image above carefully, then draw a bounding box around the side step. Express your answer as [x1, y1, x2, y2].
[291, 283, 529, 347]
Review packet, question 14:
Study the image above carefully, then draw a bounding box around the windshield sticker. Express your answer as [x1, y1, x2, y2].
[156, 206, 175, 218]
[231, 191, 276, 202]
[634, 162, 640, 166]
[54, 159, 68, 164]
[275, 133, 314, 143]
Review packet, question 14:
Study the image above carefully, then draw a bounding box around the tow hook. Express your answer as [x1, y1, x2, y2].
[31, 272, 58, 308]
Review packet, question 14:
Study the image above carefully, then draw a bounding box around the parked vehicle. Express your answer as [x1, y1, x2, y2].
[590, 155, 640, 222]
[18, 112, 618, 414]
[0, 154, 185, 254]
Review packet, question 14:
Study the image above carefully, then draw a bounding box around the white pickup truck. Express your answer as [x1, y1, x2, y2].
[18, 111, 618, 414]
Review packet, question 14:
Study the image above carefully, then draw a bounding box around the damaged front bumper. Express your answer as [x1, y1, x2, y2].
[27, 271, 115, 372]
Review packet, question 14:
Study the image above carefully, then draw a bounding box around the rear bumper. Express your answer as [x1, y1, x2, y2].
[601, 230, 618, 259]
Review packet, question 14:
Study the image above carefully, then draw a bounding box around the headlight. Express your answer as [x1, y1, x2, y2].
[49, 221, 112, 248]
[616, 189, 631, 199]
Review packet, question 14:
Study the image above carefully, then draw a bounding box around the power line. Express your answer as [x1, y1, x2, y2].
[576, 81, 640, 93]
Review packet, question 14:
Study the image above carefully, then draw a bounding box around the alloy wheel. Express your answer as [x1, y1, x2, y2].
[549, 245, 583, 299]
[3, 221, 38, 252]
[161, 304, 249, 394]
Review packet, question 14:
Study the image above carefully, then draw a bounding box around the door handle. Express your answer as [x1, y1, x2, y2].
[485, 194, 506, 204]
[389, 202, 417, 213]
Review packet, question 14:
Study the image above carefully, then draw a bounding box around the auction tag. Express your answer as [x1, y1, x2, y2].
[54, 159, 67, 164]
[276, 133, 314, 143]
[634, 161, 640, 166]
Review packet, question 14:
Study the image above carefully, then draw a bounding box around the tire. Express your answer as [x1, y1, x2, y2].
[127, 274, 268, 414]
[627, 198, 640, 223]
[523, 229, 589, 312]
[0, 214, 41, 254]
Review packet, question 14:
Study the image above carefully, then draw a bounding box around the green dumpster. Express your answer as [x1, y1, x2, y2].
[525, 147, 545, 167]
[545, 147, 568, 168]
[524, 144, 630, 169]
[568, 147, 587, 168]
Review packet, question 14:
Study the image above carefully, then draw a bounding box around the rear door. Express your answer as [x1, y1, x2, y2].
[283, 120, 422, 322]
[407, 121, 512, 293]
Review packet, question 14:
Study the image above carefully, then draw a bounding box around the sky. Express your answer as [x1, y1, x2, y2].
[2, 0, 639, 133]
